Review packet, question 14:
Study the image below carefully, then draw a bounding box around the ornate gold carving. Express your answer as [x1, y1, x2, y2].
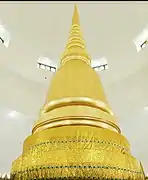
[11, 127, 144, 180]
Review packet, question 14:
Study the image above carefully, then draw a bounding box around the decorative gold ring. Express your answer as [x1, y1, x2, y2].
[32, 116, 120, 134]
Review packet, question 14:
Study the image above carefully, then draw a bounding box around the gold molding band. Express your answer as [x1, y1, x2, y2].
[61, 56, 91, 66]
[32, 116, 121, 134]
[42, 97, 113, 116]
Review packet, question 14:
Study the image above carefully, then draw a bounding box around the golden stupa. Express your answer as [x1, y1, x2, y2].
[11, 5, 145, 180]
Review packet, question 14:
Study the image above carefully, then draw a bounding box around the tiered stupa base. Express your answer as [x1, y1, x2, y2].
[11, 126, 145, 180]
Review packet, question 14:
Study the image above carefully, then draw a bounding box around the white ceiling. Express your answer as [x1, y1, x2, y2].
[0, 1, 148, 174]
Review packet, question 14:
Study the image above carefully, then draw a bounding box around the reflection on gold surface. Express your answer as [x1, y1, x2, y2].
[11, 4, 145, 180]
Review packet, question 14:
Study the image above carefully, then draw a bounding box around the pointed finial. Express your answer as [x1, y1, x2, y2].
[60, 4, 91, 66]
[72, 4, 80, 25]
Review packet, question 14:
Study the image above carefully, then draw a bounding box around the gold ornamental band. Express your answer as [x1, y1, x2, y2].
[24, 125, 129, 155]
[42, 97, 113, 115]
[61, 55, 91, 66]
[32, 116, 121, 134]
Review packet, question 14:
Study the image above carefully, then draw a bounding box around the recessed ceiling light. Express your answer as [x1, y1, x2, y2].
[92, 57, 108, 72]
[105, 64, 108, 70]
[91, 57, 107, 67]
[37, 56, 57, 72]
[46, 66, 50, 71]
[50, 67, 56, 72]
[100, 66, 105, 71]
[40, 64, 46, 70]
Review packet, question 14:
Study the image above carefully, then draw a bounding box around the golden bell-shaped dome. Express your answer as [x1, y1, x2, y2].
[10, 5, 145, 180]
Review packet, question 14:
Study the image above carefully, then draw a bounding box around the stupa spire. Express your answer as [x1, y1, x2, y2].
[60, 4, 91, 66]
[32, 4, 120, 134]
[72, 4, 80, 25]
[10, 5, 145, 180]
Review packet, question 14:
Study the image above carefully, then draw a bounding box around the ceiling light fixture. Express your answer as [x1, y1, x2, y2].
[0, 24, 10, 48]
[37, 56, 57, 73]
[133, 25, 148, 52]
[37, 56, 108, 73]
[92, 57, 108, 72]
